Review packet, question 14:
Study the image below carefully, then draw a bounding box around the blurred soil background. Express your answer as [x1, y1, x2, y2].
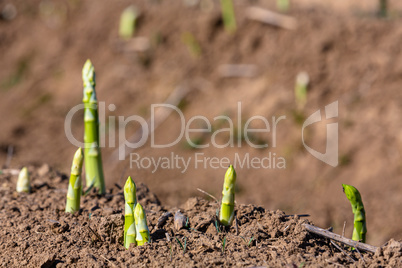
[1, 0, 402, 246]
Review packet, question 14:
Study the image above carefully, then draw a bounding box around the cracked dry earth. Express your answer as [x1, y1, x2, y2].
[0, 166, 401, 267]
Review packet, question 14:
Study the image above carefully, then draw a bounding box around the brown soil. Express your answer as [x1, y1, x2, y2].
[1, 0, 402, 258]
[0, 166, 401, 267]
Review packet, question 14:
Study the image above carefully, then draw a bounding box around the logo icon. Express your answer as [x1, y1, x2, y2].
[302, 101, 338, 167]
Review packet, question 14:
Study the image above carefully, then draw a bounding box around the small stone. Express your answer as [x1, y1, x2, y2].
[174, 210, 187, 231]
[40, 254, 56, 268]
[35, 225, 46, 233]
[38, 164, 50, 176]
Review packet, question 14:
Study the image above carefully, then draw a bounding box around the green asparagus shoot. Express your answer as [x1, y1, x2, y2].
[342, 184, 367, 243]
[220, 0, 236, 33]
[124, 176, 137, 249]
[119, 5, 138, 39]
[16, 167, 30, 193]
[65, 148, 84, 213]
[379, 0, 387, 17]
[277, 0, 290, 12]
[219, 165, 236, 226]
[82, 59, 105, 194]
[295, 71, 309, 110]
[181, 32, 202, 58]
[134, 202, 150, 246]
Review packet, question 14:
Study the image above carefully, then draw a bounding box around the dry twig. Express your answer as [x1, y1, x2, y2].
[303, 224, 377, 253]
[197, 188, 219, 203]
[100, 255, 118, 268]
[330, 240, 356, 263]
[246, 6, 297, 30]
[342, 221, 346, 237]
[354, 247, 366, 264]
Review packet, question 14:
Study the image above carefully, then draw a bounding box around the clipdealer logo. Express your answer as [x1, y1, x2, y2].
[302, 101, 338, 167]
[64, 101, 339, 170]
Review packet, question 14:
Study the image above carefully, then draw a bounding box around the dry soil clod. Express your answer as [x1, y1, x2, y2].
[174, 210, 187, 231]
[157, 212, 173, 229]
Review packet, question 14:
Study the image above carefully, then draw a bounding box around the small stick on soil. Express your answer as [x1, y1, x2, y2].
[342, 221, 346, 237]
[218, 64, 258, 78]
[118, 37, 150, 53]
[354, 247, 366, 264]
[100, 255, 118, 268]
[330, 240, 356, 263]
[234, 213, 239, 236]
[110, 224, 114, 244]
[245, 6, 297, 30]
[87, 226, 103, 242]
[197, 188, 219, 203]
[165, 233, 173, 261]
[46, 219, 60, 224]
[0, 168, 20, 176]
[284, 214, 310, 218]
[303, 224, 377, 253]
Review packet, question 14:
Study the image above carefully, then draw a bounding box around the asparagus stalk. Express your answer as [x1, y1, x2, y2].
[124, 176, 137, 249]
[295, 71, 309, 110]
[219, 165, 236, 226]
[342, 184, 367, 243]
[82, 59, 105, 194]
[134, 202, 150, 246]
[16, 167, 30, 193]
[65, 148, 84, 213]
[379, 0, 387, 17]
[277, 0, 290, 12]
[220, 0, 236, 33]
[119, 5, 138, 39]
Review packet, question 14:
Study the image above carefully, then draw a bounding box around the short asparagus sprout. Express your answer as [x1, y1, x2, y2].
[220, 0, 236, 33]
[181, 32, 202, 58]
[277, 0, 290, 12]
[65, 148, 84, 213]
[134, 202, 150, 246]
[82, 59, 105, 194]
[219, 165, 236, 226]
[16, 167, 30, 193]
[119, 5, 138, 39]
[379, 0, 387, 17]
[124, 176, 137, 249]
[295, 71, 309, 110]
[342, 184, 367, 243]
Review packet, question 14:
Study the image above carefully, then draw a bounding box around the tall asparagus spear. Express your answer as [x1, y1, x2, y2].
[342, 184, 367, 243]
[16, 167, 30, 193]
[219, 165, 236, 226]
[124, 176, 137, 249]
[82, 59, 105, 194]
[134, 202, 150, 246]
[66, 148, 84, 213]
